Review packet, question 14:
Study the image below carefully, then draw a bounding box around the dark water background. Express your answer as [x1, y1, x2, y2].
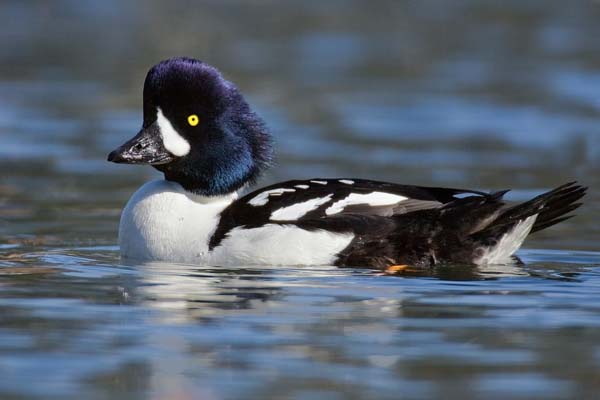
[1, 1, 600, 399]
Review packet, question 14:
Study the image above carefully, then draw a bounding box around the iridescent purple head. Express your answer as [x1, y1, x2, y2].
[108, 57, 273, 196]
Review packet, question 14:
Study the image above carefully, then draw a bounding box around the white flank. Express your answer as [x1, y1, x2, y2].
[325, 192, 407, 215]
[295, 184, 309, 189]
[310, 180, 328, 185]
[339, 179, 354, 185]
[156, 107, 191, 156]
[270, 195, 333, 221]
[248, 188, 296, 206]
[209, 225, 354, 266]
[475, 215, 537, 265]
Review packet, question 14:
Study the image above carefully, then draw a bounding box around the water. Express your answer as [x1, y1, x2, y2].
[1, 1, 600, 399]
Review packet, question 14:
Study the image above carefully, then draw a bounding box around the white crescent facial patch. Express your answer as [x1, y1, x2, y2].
[156, 107, 191, 157]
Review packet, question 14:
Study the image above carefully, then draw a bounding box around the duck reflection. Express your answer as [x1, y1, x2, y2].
[130, 261, 298, 324]
[128, 257, 585, 326]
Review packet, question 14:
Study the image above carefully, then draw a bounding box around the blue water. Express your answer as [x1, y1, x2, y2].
[1, 1, 600, 399]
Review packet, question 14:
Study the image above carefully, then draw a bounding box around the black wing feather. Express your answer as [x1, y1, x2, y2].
[210, 179, 586, 269]
[209, 178, 486, 249]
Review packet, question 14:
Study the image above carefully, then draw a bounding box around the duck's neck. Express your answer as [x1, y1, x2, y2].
[182, 185, 239, 205]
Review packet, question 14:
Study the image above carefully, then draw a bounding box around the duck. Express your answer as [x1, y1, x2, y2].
[107, 57, 586, 270]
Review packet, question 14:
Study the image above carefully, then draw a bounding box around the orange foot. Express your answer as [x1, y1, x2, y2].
[383, 264, 409, 274]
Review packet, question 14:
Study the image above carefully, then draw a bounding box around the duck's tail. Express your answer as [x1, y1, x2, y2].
[469, 182, 586, 264]
[529, 182, 588, 233]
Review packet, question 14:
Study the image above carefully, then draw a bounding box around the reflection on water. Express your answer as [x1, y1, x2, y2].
[0, 247, 599, 399]
[1, 0, 600, 399]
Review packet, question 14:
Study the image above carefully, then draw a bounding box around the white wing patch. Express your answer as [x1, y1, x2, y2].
[248, 188, 296, 206]
[295, 184, 309, 189]
[325, 192, 407, 215]
[475, 215, 537, 265]
[339, 179, 354, 185]
[310, 180, 328, 185]
[270, 195, 333, 221]
[156, 108, 191, 157]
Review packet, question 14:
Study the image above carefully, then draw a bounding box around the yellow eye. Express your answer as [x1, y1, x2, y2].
[187, 114, 199, 126]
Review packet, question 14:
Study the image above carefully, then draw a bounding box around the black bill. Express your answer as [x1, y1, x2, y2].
[107, 122, 174, 165]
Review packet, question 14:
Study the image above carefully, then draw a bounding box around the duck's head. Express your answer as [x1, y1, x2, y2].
[108, 57, 273, 196]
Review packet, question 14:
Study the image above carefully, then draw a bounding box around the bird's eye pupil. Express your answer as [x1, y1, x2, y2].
[187, 114, 199, 126]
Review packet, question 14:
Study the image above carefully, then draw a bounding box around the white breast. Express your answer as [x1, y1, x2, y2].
[119, 180, 354, 266]
[119, 180, 236, 263]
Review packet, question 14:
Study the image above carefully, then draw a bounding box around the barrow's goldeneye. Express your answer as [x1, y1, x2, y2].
[108, 57, 586, 269]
